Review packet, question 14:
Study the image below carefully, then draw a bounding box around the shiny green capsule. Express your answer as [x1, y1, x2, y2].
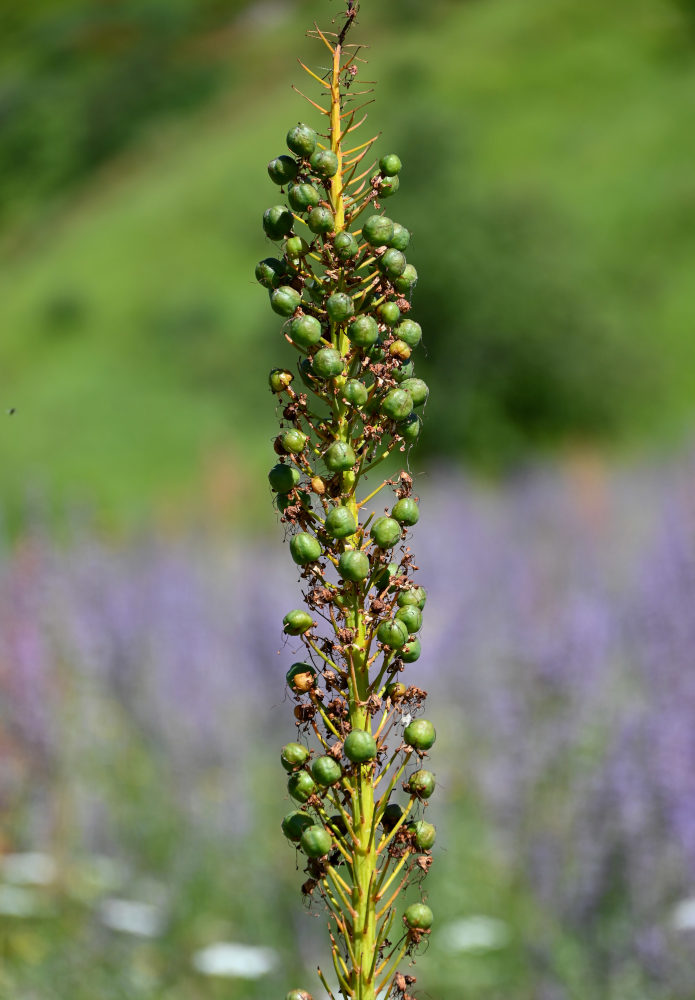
[362, 215, 394, 247]
[347, 315, 379, 347]
[270, 285, 301, 317]
[392, 497, 420, 525]
[307, 206, 334, 234]
[325, 506, 357, 539]
[268, 155, 298, 186]
[263, 204, 294, 240]
[379, 153, 402, 176]
[310, 148, 339, 177]
[371, 516, 401, 549]
[288, 183, 320, 212]
[287, 123, 317, 158]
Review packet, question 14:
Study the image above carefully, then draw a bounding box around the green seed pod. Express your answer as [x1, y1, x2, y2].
[409, 820, 436, 851]
[401, 637, 421, 662]
[288, 183, 321, 212]
[269, 463, 300, 493]
[344, 730, 378, 763]
[379, 174, 400, 198]
[397, 585, 427, 609]
[268, 368, 294, 393]
[255, 257, 286, 288]
[399, 378, 428, 407]
[338, 549, 370, 582]
[283, 609, 314, 635]
[281, 429, 308, 454]
[395, 319, 422, 348]
[392, 359, 415, 383]
[289, 532, 322, 565]
[379, 248, 407, 280]
[399, 412, 421, 444]
[404, 903, 434, 930]
[281, 742, 310, 772]
[378, 301, 400, 326]
[373, 561, 398, 592]
[385, 680, 407, 701]
[380, 388, 413, 422]
[286, 992, 313, 1000]
[388, 223, 410, 251]
[298, 357, 319, 389]
[371, 516, 401, 550]
[381, 802, 404, 830]
[324, 441, 356, 472]
[326, 292, 355, 324]
[392, 497, 420, 526]
[347, 315, 379, 347]
[404, 718, 436, 751]
[288, 770, 317, 803]
[307, 206, 334, 234]
[263, 204, 294, 240]
[281, 810, 313, 842]
[394, 263, 418, 293]
[341, 378, 369, 407]
[333, 231, 359, 260]
[286, 235, 310, 259]
[268, 155, 298, 186]
[311, 756, 342, 786]
[270, 285, 301, 317]
[376, 617, 409, 649]
[289, 314, 322, 349]
[408, 769, 436, 799]
[310, 148, 339, 177]
[362, 215, 394, 247]
[395, 604, 422, 633]
[325, 505, 357, 539]
[287, 123, 317, 158]
[379, 153, 402, 176]
[286, 661, 318, 691]
[312, 348, 344, 379]
[300, 824, 333, 858]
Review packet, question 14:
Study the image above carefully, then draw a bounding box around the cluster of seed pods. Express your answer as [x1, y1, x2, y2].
[257, 17, 435, 1000]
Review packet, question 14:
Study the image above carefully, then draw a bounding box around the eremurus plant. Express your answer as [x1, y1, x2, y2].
[256, 8, 435, 999]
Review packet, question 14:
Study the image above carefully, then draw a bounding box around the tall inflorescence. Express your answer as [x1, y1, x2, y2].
[256, 12, 435, 1000]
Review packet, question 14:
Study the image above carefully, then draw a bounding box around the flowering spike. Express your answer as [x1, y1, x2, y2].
[257, 7, 434, 999]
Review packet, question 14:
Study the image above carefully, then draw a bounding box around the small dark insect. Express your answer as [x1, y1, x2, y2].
[7, 408, 16, 415]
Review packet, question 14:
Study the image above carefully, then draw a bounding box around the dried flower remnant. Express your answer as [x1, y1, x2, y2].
[257, 8, 434, 998]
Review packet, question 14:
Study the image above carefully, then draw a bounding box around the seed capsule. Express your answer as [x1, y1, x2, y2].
[392, 359, 415, 384]
[324, 441, 356, 472]
[286, 661, 318, 691]
[255, 257, 286, 288]
[307, 206, 334, 234]
[408, 769, 436, 798]
[285, 235, 309, 259]
[401, 637, 422, 662]
[396, 319, 422, 348]
[394, 263, 418, 293]
[333, 231, 359, 260]
[370, 516, 401, 549]
[399, 412, 421, 444]
[270, 285, 301, 317]
[268, 155, 298, 186]
[395, 604, 422, 633]
[404, 903, 434, 930]
[289, 315, 322, 349]
[378, 301, 400, 326]
[362, 214, 394, 247]
[288, 770, 317, 803]
[338, 549, 370, 582]
[379, 174, 400, 198]
[288, 183, 321, 212]
[326, 292, 355, 324]
[325, 505, 357, 539]
[347, 315, 379, 347]
[268, 368, 294, 393]
[389, 340, 411, 361]
[408, 820, 436, 851]
[404, 718, 436, 750]
[397, 585, 427, 609]
[286, 992, 313, 1000]
[381, 802, 404, 830]
[281, 742, 310, 772]
[380, 388, 413, 422]
[310, 148, 339, 177]
[300, 825, 333, 858]
[399, 378, 428, 407]
[373, 561, 398, 592]
[263, 204, 294, 240]
[392, 497, 420, 525]
[283, 609, 314, 635]
[290, 532, 322, 565]
[268, 463, 300, 493]
[311, 756, 342, 786]
[376, 617, 409, 649]
[312, 348, 344, 379]
[388, 223, 410, 251]
[344, 730, 377, 763]
[287, 123, 317, 158]
[379, 153, 402, 176]
[379, 248, 407, 280]
[341, 378, 369, 407]
[281, 810, 313, 842]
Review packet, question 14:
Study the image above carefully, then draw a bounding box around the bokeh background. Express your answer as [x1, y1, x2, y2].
[2, 0, 695, 997]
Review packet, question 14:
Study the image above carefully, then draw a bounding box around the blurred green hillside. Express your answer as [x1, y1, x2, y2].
[2, 0, 695, 531]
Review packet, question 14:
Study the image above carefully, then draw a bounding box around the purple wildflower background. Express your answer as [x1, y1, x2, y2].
[1, 454, 694, 997]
